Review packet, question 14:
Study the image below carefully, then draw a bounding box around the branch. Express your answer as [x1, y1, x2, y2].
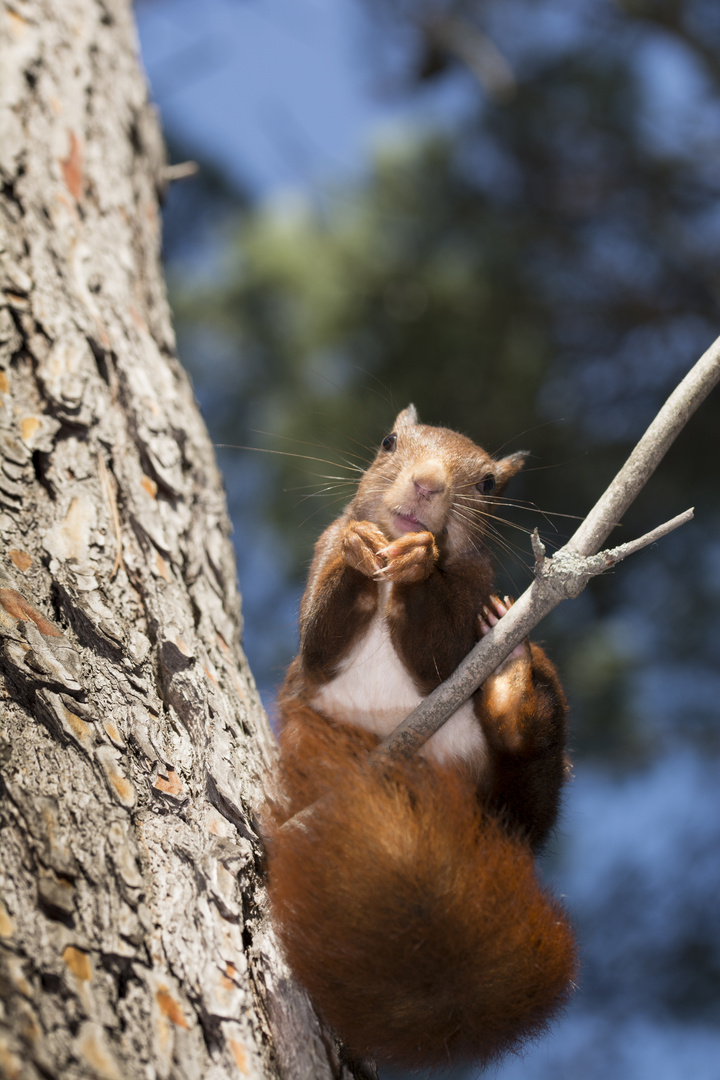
[566, 336, 720, 556]
[416, 15, 516, 100]
[598, 508, 694, 565]
[162, 160, 199, 183]
[375, 339, 720, 762]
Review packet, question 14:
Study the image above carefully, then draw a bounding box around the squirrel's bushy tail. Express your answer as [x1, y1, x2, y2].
[265, 707, 577, 1071]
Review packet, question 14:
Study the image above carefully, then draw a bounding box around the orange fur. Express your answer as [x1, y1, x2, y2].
[264, 408, 577, 1070]
[265, 707, 576, 1071]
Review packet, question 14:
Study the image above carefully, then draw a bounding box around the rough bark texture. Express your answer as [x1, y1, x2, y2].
[0, 2, 350, 1078]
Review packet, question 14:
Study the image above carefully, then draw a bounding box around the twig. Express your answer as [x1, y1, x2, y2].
[599, 508, 695, 566]
[567, 335, 720, 556]
[162, 161, 199, 183]
[417, 15, 516, 99]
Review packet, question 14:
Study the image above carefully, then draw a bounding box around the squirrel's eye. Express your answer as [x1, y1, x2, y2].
[477, 474, 495, 495]
[381, 433, 397, 452]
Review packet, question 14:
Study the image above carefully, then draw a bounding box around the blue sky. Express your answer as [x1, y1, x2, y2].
[137, 0, 404, 195]
[136, 0, 469, 198]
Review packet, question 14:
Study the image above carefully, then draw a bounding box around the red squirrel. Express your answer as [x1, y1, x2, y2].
[265, 405, 576, 1072]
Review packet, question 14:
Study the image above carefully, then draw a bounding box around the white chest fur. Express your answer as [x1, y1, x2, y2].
[311, 584, 488, 770]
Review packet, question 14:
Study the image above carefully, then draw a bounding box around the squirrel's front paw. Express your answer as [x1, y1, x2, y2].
[375, 531, 438, 584]
[342, 520, 389, 578]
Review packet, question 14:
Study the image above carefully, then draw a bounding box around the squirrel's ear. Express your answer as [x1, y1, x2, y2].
[493, 451, 527, 495]
[393, 404, 419, 429]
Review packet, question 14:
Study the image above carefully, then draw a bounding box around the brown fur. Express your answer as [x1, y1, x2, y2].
[266, 709, 576, 1070]
[264, 407, 576, 1070]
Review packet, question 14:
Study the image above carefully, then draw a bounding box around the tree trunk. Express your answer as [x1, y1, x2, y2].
[0, 3, 350, 1077]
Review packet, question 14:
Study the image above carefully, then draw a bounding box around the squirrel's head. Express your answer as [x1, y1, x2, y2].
[352, 406, 526, 557]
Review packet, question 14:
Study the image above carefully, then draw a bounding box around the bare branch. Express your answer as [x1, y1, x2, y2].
[599, 508, 695, 567]
[567, 337, 720, 556]
[162, 160, 199, 182]
[418, 15, 516, 99]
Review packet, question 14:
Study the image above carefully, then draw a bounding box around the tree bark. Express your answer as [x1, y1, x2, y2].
[0, 2, 348, 1077]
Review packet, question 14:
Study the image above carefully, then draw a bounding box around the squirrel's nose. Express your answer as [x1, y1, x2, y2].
[412, 461, 447, 499]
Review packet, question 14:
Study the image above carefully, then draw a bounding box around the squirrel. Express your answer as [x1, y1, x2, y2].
[264, 405, 576, 1073]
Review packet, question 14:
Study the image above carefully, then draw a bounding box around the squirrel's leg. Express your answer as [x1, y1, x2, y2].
[476, 597, 569, 850]
[297, 518, 388, 680]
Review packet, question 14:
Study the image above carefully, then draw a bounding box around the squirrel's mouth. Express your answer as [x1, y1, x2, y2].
[393, 512, 426, 534]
